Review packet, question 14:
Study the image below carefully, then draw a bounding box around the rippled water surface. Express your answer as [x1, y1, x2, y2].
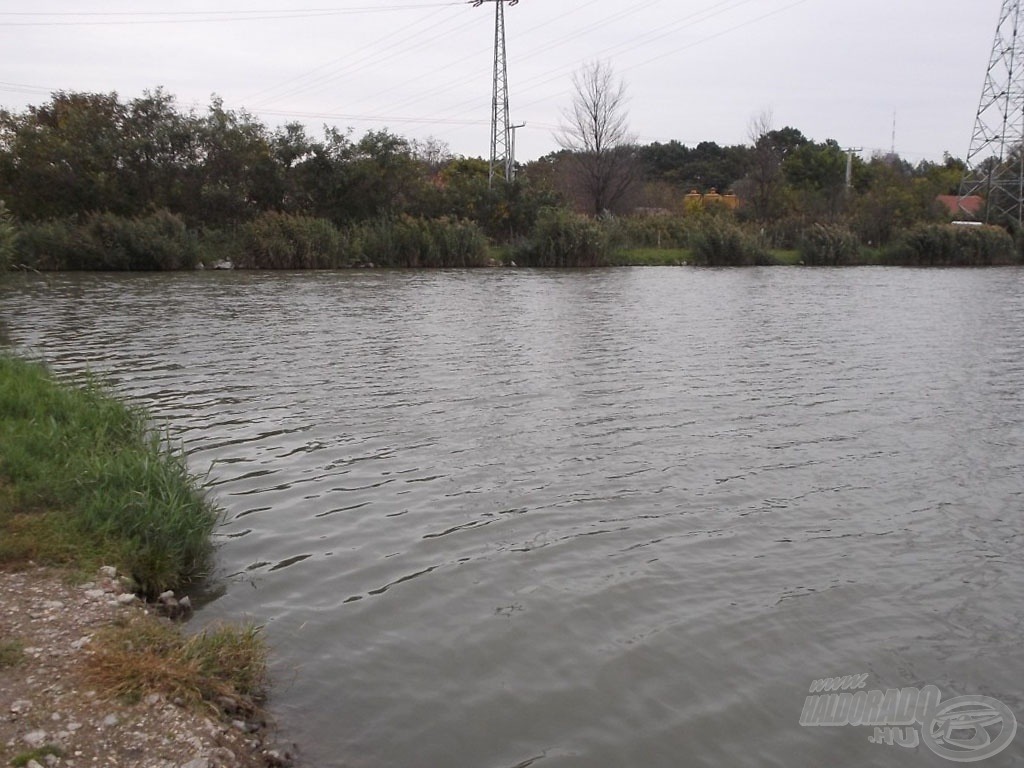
[2, 268, 1024, 767]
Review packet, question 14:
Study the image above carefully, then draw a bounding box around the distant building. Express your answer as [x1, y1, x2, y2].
[684, 189, 740, 212]
[935, 194, 984, 219]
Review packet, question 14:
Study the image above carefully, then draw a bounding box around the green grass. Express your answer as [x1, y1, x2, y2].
[770, 248, 887, 266]
[769, 249, 801, 265]
[0, 355, 219, 596]
[857, 247, 886, 265]
[11, 746, 64, 767]
[0, 638, 24, 667]
[610, 248, 692, 266]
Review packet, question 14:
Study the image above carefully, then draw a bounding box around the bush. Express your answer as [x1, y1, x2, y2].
[85, 210, 200, 270]
[0, 201, 15, 271]
[350, 215, 488, 268]
[196, 226, 246, 267]
[608, 213, 691, 249]
[238, 212, 349, 269]
[14, 218, 80, 270]
[689, 218, 771, 266]
[763, 215, 807, 250]
[798, 223, 861, 266]
[513, 208, 610, 267]
[15, 211, 198, 270]
[882, 223, 1018, 267]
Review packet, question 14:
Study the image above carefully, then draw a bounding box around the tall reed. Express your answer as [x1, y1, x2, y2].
[882, 223, 1019, 267]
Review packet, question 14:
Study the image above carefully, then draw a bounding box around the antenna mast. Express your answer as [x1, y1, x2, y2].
[475, 0, 518, 187]
[960, 0, 1024, 223]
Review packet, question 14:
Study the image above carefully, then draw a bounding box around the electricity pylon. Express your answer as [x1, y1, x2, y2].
[960, 0, 1024, 224]
[475, 0, 518, 186]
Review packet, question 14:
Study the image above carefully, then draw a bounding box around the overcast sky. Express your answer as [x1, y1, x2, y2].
[0, 1, 1002, 164]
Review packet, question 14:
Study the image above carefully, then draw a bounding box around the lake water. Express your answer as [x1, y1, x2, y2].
[2, 268, 1023, 767]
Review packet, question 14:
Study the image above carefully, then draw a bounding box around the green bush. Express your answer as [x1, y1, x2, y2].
[351, 215, 488, 268]
[85, 210, 200, 270]
[883, 223, 1018, 267]
[0, 201, 15, 271]
[238, 212, 349, 269]
[689, 217, 771, 266]
[798, 223, 861, 266]
[15, 211, 198, 270]
[14, 218, 80, 270]
[513, 208, 610, 267]
[196, 226, 245, 267]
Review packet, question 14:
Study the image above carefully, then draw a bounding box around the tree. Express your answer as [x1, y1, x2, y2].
[0, 91, 130, 219]
[192, 97, 278, 225]
[637, 139, 749, 193]
[784, 139, 849, 220]
[737, 111, 808, 221]
[556, 60, 640, 215]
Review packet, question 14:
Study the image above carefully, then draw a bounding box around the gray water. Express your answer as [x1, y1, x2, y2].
[2, 268, 1023, 767]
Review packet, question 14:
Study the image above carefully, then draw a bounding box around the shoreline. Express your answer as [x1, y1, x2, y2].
[0, 567, 295, 768]
[0, 355, 297, 768]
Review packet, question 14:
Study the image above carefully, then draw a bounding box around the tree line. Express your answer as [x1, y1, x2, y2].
[0, 79, 1016, 270]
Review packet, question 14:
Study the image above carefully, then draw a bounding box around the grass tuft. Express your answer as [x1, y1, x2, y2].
[12, 746, 64, 767]
[84, 613, 266, 711]
[0, 638, 24, 668]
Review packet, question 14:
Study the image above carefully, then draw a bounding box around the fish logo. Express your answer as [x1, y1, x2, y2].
[921, 695, 1017, 762]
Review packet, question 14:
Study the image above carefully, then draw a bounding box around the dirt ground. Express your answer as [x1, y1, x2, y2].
[0, 568, 295, 768]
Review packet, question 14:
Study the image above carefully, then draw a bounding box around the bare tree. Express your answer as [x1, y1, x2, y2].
[739, 108, 808, 220]
[742, 109, 782, 220]
[557, 60, 640, 216]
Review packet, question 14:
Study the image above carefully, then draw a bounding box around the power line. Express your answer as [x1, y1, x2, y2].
[0, 4, 463, 15]
[330, 0, 665, 124]
[0, 3, 466, 27]
[245, 7, 472, 108]
[256, 108, 486, 126]
[369, 0, 765, 139]
[960, 0, 1024, 223]
[477, 0, 517, 186]
[319, 0, 604, 117]
[405, 0, 817, 151]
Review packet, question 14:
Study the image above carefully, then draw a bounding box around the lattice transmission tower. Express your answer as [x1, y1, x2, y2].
[475, 0, 518, 187]
[960, 0, 1024, 223]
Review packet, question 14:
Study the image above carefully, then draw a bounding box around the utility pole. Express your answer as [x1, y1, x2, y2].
[509, 122, 525, 181]
[960, 0, 1024, 223]
[843, 147, 862, 190]
[474, 0, 518, 187]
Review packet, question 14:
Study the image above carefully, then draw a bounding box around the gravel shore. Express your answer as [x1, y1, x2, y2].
[0, 568, 295, 768]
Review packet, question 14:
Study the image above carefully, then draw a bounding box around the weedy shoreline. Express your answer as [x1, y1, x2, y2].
[0, 354, 294, 767]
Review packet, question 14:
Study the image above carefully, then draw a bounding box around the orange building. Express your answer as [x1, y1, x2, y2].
[684, 189, 739, 212]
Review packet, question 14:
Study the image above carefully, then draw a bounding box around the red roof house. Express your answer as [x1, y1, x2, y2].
[935, 195, 984, 219]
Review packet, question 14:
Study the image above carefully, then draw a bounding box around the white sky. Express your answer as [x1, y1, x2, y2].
[0, 1, 1001, 164]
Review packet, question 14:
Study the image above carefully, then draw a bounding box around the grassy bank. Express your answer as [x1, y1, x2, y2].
[610, 248, 804, 266]
[609, 248, 691, 266]
[0, 354, 216, 596]
[0, 353, 269, 724]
